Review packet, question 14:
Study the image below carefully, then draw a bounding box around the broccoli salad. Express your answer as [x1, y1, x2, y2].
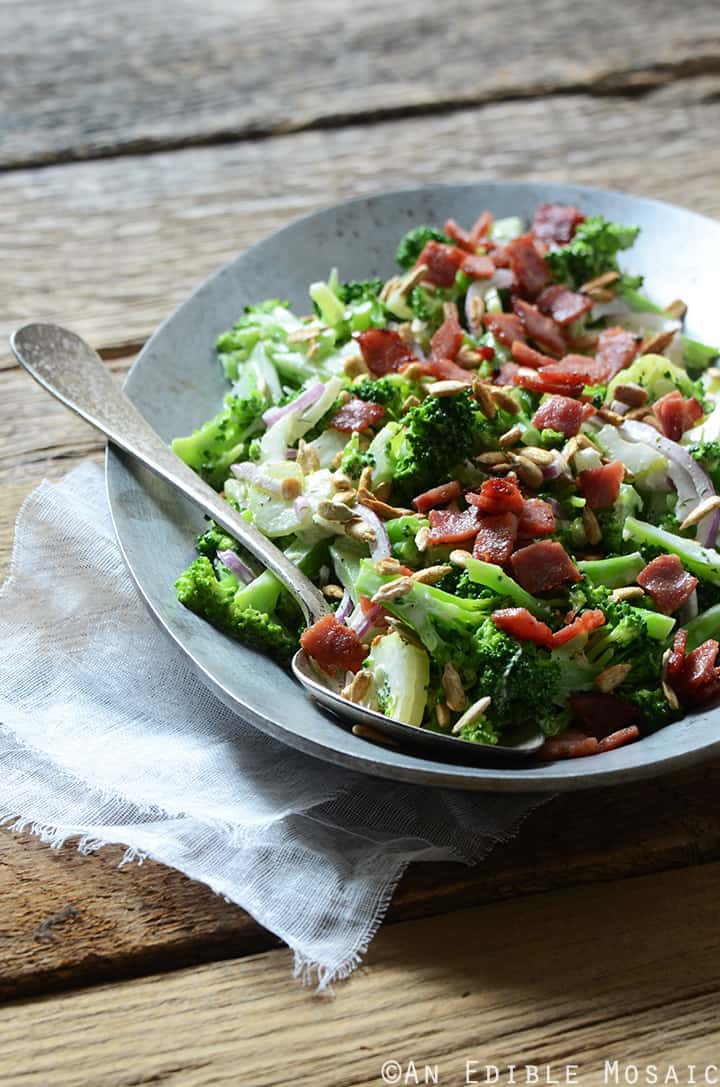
[173, 202, 720, 760]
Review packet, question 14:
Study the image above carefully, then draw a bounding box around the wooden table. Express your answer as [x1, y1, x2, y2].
[3, 2, 720, 1082]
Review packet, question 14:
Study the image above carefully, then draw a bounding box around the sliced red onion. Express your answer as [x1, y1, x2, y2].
[293, 495, 311, 518]
[542, 458, 565, 481]
[217, 549, 253, 583]
[354, 503, 391, 560]
[335, 589, 353, 624]
[620, 419, 719, 546]
[262, 382, 325, 428]
[350, 602, 386, 639]
[230, 462, 283, 495]
[286, 448, 297, 459]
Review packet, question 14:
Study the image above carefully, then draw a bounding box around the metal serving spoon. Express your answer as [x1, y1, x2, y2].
[11, 323, 543, 762]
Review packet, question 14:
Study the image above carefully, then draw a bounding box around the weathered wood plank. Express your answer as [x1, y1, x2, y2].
[2, 751, 720, 1003]
[3, 0, 720, 169]
[5, 860, 720, 1086]
[3, 78, 720, 363]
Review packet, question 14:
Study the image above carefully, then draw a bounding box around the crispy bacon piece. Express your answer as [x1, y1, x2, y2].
[491, 607, 553, 647]
[418, 356, 474, 384]
[470, 211, 493, 245]
[518, 498, 556, 538]
[484, 312, 527, 347]
[300, 615, 367, 676]
[510, 540, 581, 595]
[597, 725, 641, 752]
[412, 480, 462, 513]
[514, 369, 583, 398]
[577, 460, 625, 510]
[430, 315, 464, 361]
[571, 692, 639, 737]
[427, 507, 482, 544]
[667, 629, 688, 678]
[653, 390, 704, 442]
[506, 234, 553, 298]
[466, 476, 525, 516]
[331, 398, 385, 433]
[462, 253, 495, 278]
[495, 361, 520, 385]
[356, 329, 415, 376]
[538, 353, 610, 386]
[443, 218, 473, 250]
[511, 341, 556, 370]
[473, 512, 519, 565]
[532, 394, 595, 436]
[536, 285, 594, 326]
[596, 326, 640, 379]
[539, 730, 601, 760]
[636, 554, 698, 615]
[673, 641, 720, 706]
[415, 241, 465, 287]
[532, 203, 585, 246]
[513, 299, 566, 356]
[551, 609, 606, 648]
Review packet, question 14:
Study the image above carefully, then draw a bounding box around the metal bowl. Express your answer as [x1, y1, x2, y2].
[106, 181, 720, 791]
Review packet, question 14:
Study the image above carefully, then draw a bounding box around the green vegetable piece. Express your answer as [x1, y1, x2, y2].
[365, 632, 430, 726]
[623, 516, 720, 584]
[396, 226, 451, 270]
[683, 604, 720, 651]
[460, 557, 551, 619]
[545, 215, 640, 290]
[171, 391, 266, 490]
[577, 553, 646, 589]
[682, 335, 719, 371]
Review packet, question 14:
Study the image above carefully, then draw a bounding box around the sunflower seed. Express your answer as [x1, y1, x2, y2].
[412, 564, 452, 585]
[352, 723, 399, 748]
[401, 362, 425, 383]
[594, 663, 632, 692]
[477, 450, 509, 466]
[442, 662, 467, 712]
[509, 453, 543, 489]
[318, 498, 355, 522]
[436, 702, 451, 729]
[613, 382, 648, 408]
[498, 425, 524, 448]
[597, 407, 625, 426]
[451, 695, 492, 735]
[642, 328, 677, 356]
[371, 576, 414, 604]
[519, 445, 555, 466]
[401, 395, 422, 413]
[297, 439, 320, 474]
[680, 495, 720, 531]
[457, 345, 483, 369]
[580, 270, 620, 293]
[472, 378, 497, 419]
[427, 380, 469, 397]
[610, 586, 646, 603]
[449, 549, 473, 567]
[664, 299, 688, 320]
[442, 301, 459, 321]
[345, 518, 376, 544]
[491, 388, 520, 415]
[582, 506, 602, 546]
[466, 294, 485, 332]
[415, 526, 430, 552]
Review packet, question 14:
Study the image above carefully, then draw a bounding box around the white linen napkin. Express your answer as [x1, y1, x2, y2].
[0, 463, 542, 986]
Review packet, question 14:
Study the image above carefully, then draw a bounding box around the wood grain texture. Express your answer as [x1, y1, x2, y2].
[4, 0, 720, 169]
[3, 751, 720, 1003]
[3, 78, 720, 363]
[5, 860, 720, 1086]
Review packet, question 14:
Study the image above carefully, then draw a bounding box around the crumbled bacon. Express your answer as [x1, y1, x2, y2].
[536, 285, 594, 326]
[511, 341, 556, 370]
[550, 609, 606, 648]
[532, 203, 585, 246]
[430, 315, 464, 361]
[484, 312, 527, 347]
[495, 361, 520, 385]
[636, 554, 698, 615]
[415, 241, 466, 287]
[596, 726, 641, 752]
[538, 353, 611, 386]
[653, 390, 704, 442]
[513, 299, 566, 356]
[412, 480, 462, 513]
[518, 498, 556, 538]
[462, 253, 495, 278]
[577, 461, 625, 510]
[663, 630, 720, 708]
[418, 356, 474, 384]
[470, 211, 493, 245]
[300, 615, 367, 676]
[427, 507, 482, 544]
[532, 394, 595, 436]
[539, 730, 602, 760]
[595, 326, 640, 379]
[443, 218, 473, 250]
[491, 607, 553, 647]
[356, 329, 415, 376]
[506, 234, 553, 298]
[667, 629, 688, 678]
[510, 540, 581, 594]
[473, 512, 519, 565]
[514, 370, 583, 398]
[466, 476, 525, 516]
[331, 398, 385, 432]
[571, 692, 640, 736]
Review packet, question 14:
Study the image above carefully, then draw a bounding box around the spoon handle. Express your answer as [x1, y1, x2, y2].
[10, 323, 330, 625]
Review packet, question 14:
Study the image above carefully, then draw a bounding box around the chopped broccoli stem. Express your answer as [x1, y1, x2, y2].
[577, 553, 646, 589]
[683, 335, 719, 371]
[461, 556, 552, 619]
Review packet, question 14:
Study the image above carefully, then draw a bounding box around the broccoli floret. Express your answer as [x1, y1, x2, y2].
[171, 390, 266, 490]
[689, 440, 720, 491]
[545, 216, 640, 290]
[595, 484, 643, 554]
[625, 688, 678, 731]
[396, 226, 452, 270]
[337, 279, 384, 304]
[387, 391, 478, 501]
[340, 432, 375, 479]
[350, 374, 421, 421]
[175, 557, 297, 664]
